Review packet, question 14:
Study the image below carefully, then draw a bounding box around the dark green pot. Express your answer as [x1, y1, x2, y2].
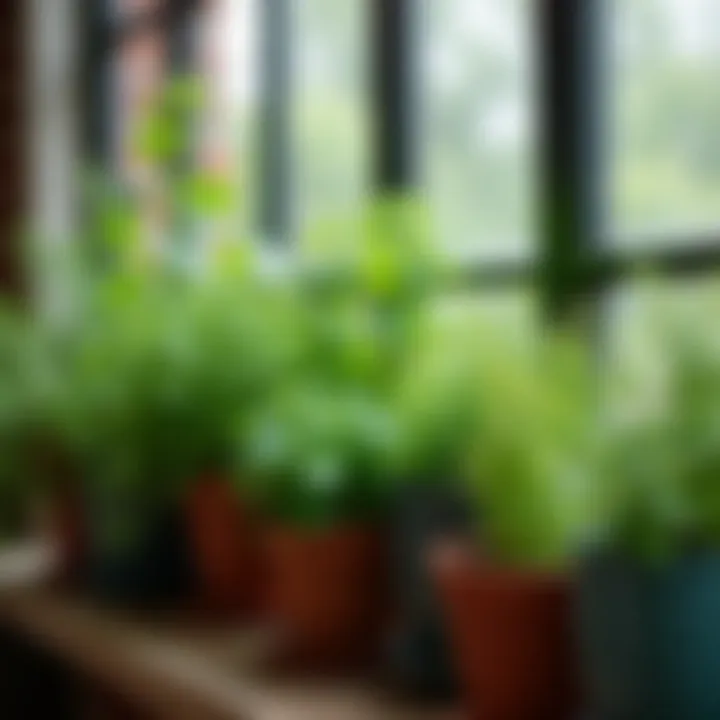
[578, 550, 720, 720]
[385, 481, 471, 699]
[83, 487, 194, 606]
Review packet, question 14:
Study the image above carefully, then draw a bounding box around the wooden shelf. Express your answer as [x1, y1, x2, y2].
[0, 544, 457, 720]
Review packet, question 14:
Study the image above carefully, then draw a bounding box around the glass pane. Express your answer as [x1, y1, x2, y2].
[115, 0, 166, 183]
[608, 277, 720, 418]
[199, 0, 259, 175]
[114, 0, 167, 241]
[611, 0, 720, 243]
[293, 0, 370, 242]
[198, 0, 259, 233]
[423, 0, 535, 259]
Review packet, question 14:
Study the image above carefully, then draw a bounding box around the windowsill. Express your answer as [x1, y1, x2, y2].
[0, 543, 458, 720]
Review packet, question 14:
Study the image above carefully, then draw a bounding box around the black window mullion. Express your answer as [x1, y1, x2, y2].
[80, 0, 114, 168]
[166, 0, 198, 77]
[590, 242, 720, 292]
[373, 0, 417, 193]
[538, 0, 604, 326]
[81, 0, 200, 170]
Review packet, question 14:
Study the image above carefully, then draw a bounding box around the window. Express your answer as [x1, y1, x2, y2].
[111, 0, 169, 247]
[82, 0, 720, 337]
[198, 0, 258, 172]
[198, 0, 259, 233]
[609, 278, 720, 419]
[423, 0, 535, 259]
[292, 0, 370, 242]
[115, 0, 166, 181]
[611, 0, 720, 244]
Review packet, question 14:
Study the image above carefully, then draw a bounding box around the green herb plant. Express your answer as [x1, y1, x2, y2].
[240, 195, 439, 529]
[244, 382, 403, 528]
[467, 328, 604, 570]
[32, 77, 280, 551]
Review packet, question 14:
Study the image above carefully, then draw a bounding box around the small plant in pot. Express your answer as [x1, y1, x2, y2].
[57, 273, 199, 605]
[286, 194, 459, 680]
[432, 332, 601, 720]
[578, 292, 720, 720]
[244, 382, 401, 673]
[180, 255, 304, 619]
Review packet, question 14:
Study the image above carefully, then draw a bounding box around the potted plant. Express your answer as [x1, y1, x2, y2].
[180, 256, 303, 618]
[244, 381, 401, 671]
[578, 291, 720, 720]
[40, 78, 277, 605]
[432, 332, 601, 720]
[50, 270, 201, 605]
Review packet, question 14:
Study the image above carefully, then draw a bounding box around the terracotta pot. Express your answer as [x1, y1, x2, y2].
[266, 525, 388, 671]
[432, 543, 579, 720]
[185, 475, 261, 618]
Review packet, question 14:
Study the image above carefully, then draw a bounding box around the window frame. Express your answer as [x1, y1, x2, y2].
[376, 0, 720, 326]
[83, 0, 720, 316]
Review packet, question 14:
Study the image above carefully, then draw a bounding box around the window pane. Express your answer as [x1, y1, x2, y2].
[199, 0, 259, 233]
[115, 0, 166, 183]
[114, 0, 167, 241]
[611, 0, 720, 243]
[608, 277, 720, 418]
[423, 0, 535, 259]
[293, 0, 369, 242]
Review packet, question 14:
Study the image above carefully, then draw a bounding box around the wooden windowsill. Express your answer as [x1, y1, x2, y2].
[0, 543, 457, 720]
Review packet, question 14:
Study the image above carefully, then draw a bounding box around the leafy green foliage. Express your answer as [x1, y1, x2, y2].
[17, 77, 459, 542]
[28, 77, 295, 521]
[298, 195, 444, 392]
[134, 77, 205, 166]
[236, 196, 447, 527]
[392, 308, 481, 481]
[466, 330, 604, 569]
[48, 252, 302, 507]
[243, 383, 402, 528]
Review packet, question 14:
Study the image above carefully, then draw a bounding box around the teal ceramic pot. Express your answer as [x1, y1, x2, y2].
[578, 551, 720, 720]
